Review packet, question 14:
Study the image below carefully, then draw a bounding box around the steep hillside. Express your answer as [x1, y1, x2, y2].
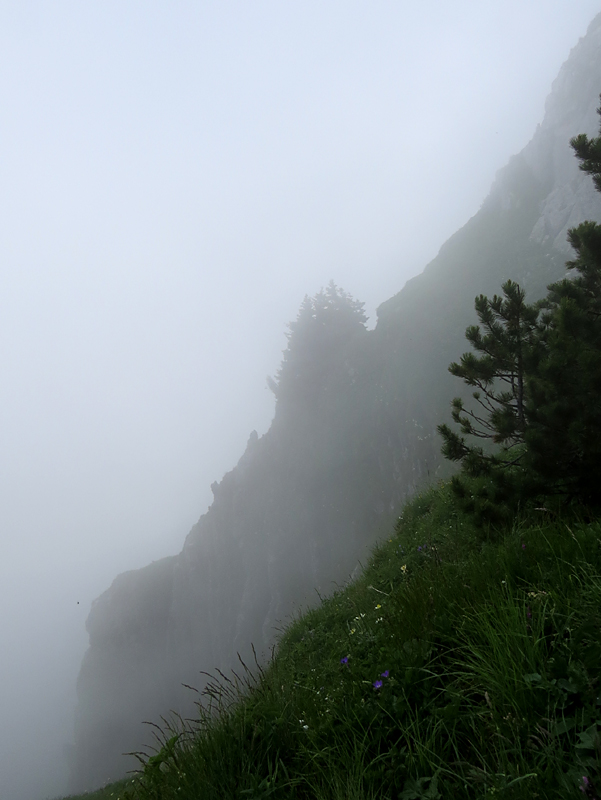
[70, 486, 601, 800]
[70, 14, 601, 793]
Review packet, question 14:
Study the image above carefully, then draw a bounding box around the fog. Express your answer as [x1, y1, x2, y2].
[1, 3, 599, 798]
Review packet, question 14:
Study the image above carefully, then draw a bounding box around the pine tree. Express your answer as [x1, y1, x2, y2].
[523, 109, 601, 506]
[437, 281, 541, 522]
[270, 282, 367, 407]
[440, 103, 601, 518]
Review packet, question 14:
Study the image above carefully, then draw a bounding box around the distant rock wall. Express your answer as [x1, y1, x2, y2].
[70, 14, 601, 793]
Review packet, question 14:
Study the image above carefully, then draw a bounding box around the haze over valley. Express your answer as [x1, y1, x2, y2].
[2, 4, 601, 798]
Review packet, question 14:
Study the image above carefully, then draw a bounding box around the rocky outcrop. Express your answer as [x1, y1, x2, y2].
[70, 14, 601, 793]
[523, 13, 601, 252]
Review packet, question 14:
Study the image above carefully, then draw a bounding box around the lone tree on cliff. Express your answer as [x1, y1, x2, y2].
[269, 281, 367, 406]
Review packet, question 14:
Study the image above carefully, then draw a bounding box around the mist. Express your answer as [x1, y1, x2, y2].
[1, 3, 600, 798]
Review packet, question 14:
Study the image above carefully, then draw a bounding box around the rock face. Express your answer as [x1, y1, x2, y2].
[524, 13, 601, 254]
[70, 15, 601, 792]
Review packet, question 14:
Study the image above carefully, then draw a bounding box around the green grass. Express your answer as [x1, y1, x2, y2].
[62, 484, 601, 799]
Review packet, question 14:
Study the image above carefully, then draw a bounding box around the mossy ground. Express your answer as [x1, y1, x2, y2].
[60, 484, 601, 799]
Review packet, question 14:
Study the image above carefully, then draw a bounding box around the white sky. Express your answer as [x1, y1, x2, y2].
[1, 3, 600, 798]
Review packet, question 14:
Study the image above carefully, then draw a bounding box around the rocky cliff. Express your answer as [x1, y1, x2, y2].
[70, 14, 601, 792]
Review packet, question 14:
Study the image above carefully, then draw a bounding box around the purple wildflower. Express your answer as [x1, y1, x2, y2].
[522, 544, 526, 550]
[373, 680, 383, 689]
[527, 606, 532, 619]
[340, 656, 348, 665]
[381, 670, 389, 678]
[417, 546, 422, 552]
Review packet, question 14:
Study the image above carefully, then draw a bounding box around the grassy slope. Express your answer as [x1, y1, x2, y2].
[61, 484, 601, 800]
